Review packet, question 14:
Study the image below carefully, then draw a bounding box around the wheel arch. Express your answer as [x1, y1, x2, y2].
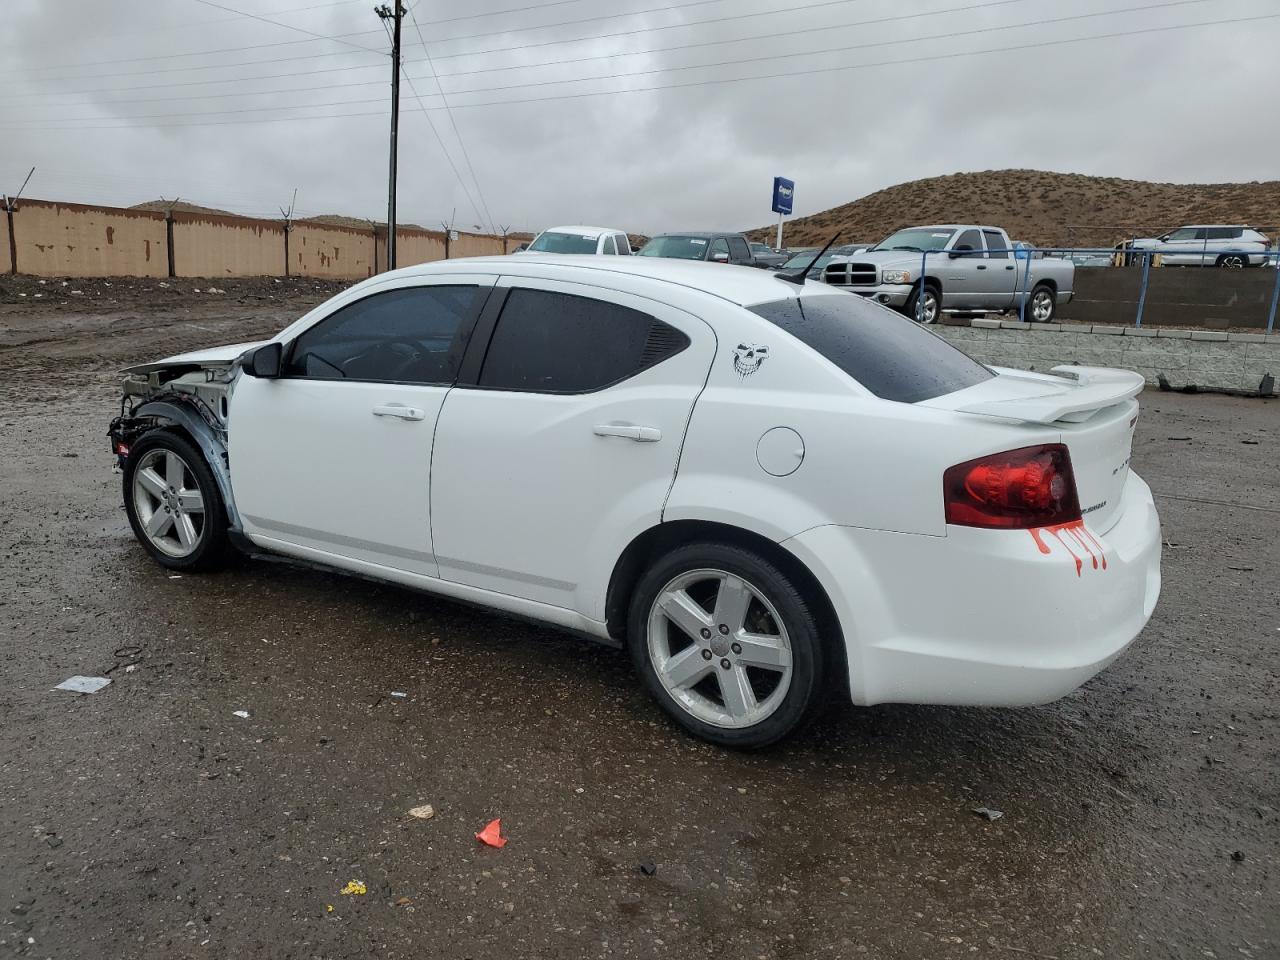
[131, 398, 240, 529]
[605, 519, 849, 696]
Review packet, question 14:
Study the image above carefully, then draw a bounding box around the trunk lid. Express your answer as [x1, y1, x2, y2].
[923, 365, 1143, 532]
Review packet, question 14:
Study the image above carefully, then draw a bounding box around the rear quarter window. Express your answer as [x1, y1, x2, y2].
[747, 294, 993, 403]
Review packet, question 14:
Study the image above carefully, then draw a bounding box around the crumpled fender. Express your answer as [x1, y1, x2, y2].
[133, 398, 241, 530]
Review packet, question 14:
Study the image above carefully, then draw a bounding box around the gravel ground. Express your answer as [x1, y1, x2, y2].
[0, 280, 1276, 959]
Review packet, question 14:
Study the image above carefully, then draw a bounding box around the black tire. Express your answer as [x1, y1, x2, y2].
[1215, 253, 1248, 269]
[1027, 284, 1056, 323]
[904, 284, 941, 324]
[627, 542, 826, 749]
[122, 429, 231, 572]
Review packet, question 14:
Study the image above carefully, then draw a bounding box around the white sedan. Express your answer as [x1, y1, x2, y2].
[109, 256, 1161, 748]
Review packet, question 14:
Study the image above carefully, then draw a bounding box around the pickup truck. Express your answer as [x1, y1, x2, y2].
[822, 224, 1075, 323]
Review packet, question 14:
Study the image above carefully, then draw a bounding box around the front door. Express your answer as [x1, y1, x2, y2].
[229, 275, 494, 576]
[430, 277, 715, 618]
[942, 227, 986, 308]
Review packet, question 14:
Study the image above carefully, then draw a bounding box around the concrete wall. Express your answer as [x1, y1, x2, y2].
[172, 211, 285, 278]
[12, 199, 167, 278]
[290, 223, 375, 280]
[450, 231, 504, 258]
[377, 228, 447, 270]
[1, 212, 11, 274]
[937, 319, 1279, 394]
[1063, 266, 1280, 329]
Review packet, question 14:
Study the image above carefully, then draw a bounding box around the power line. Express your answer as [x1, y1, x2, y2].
[408, 3, 497, 236]
[0, 0, 1227, 119]
[1, 12, 1272, 129]
[187, 0, 384, 54]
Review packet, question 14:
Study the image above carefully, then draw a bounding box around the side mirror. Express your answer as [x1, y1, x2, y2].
[949, 244, 974, 259]
[245, 342, 283, 379]
[711, 251, 730, 263]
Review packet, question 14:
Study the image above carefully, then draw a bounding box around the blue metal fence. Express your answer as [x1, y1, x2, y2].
[908, 247, 1280, 332]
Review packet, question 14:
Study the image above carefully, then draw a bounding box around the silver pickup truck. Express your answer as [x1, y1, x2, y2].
[822, 224, 1075, 324]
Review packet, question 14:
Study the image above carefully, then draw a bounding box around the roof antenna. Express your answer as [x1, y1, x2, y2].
[775, 230, 839, 286]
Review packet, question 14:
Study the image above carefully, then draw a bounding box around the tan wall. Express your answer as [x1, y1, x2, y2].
[1, 212, 11, 273]
[172, 212, 285, 278]
[394, 228, 446, 267]
[291, 223, 375, 279]
[12, 199, 167, 277]
[450, 231, 504, 258]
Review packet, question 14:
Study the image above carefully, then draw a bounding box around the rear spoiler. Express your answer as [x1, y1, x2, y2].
[956, 365, 1145, 424]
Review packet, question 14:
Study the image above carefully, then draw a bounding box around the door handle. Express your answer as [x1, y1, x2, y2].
[976, 264, 987, 270]
[1005, 265, 1015, 270]
[594, 423, 661, 442]
[372, 403, 426, 421]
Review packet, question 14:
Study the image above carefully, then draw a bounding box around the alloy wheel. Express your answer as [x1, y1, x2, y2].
[915, 289, 939, 324]
[1031, 290, 1054, 322]
[131, 448, 206, 558]
[647, 568, 794, 729]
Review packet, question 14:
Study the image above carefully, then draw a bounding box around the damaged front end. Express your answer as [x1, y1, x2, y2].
[108, 341, 261, 530]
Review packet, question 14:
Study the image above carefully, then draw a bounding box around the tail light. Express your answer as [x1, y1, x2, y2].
[944, 444, 1080, 529]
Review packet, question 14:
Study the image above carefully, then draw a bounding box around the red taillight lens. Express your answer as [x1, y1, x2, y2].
[944, 444, 1081, 529]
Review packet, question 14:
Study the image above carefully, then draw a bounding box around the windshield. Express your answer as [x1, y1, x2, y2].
[781, 245, 854, 270]
[748, 294, 993, 403]
[871, 228, 956, 253]
[637, 236, 710, 260]
[528, 231, 599, 254]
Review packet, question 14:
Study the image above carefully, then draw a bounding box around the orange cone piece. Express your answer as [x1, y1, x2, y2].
[475, 818, 507, 848]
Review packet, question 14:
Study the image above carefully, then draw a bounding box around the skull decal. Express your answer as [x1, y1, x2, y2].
[733, 343, 769, 378]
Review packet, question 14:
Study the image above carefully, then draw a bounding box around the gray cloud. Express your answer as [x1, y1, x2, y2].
[1, 0, 1277, 236]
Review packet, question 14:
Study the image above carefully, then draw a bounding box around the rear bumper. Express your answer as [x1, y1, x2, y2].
[783, 472, 1161, 706]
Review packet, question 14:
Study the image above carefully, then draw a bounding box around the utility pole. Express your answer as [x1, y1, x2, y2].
[375, 1, 404, 271]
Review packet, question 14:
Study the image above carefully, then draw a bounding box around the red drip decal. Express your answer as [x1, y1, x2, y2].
[1028, 520, 1108, 577]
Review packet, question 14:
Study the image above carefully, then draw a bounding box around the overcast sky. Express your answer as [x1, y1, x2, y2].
[1, 0, 1278, 236]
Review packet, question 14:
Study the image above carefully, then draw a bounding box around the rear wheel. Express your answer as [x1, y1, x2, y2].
[628, 543, 825, 749]
[123, 430, 230, 571]
[1216, 253, 1248, 269]
[905, 285, 940, 324]
[1028, 284, 1056, 323]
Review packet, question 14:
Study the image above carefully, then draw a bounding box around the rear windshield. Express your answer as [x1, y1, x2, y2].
[528, 231, 599, 254]
[747, 294, 993, 403]
[636, 236, 710, 260]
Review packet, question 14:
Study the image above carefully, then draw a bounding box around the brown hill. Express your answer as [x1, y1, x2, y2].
[748, 170, 1280, 250]
[130, 200, 237, 216]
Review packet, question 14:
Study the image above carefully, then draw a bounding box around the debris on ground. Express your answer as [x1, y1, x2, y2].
[54, 676, 111, 694]
[638, 862, 657, 877]
[1231, 850, 1246, 862]
[972, 806, 1005, 822]
[395, 897, 412, 906]
[476, 818, 507, 848]
[407, 804, 435, 820]
[339, 880, 367, 896]
[232, 710, 250, 719]
[390, 691, 407, 698]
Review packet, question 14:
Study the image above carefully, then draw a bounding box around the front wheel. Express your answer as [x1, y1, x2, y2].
[123, 429, 230, 571]
[905, 285, 940, 324]
[627, 543, 826, 749]
[1027, 284, 1056, 323]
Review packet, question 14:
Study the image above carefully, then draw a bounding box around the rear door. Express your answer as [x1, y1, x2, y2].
[430, 277, 716, 615]
[979, 229, 1018, 309]
[727, 236, 755, 266]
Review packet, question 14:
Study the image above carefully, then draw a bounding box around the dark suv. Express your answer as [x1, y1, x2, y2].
[636, 232, 756, 266]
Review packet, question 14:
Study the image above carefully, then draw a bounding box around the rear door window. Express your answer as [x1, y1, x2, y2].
[478, 289, 690, 393]
[982, 230, 1009, 259]
[728, 237, 752, 262]
[747, 295, 993, 403]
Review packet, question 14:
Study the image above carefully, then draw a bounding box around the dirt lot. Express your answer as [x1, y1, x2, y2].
[1, 278, 1277, 959]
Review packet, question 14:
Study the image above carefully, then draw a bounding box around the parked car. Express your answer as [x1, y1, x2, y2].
[823, 224, 1075, 323]
[109, 255, 1160, 748]
[779, 243, 866, 280]
[1126, 225, 1271, 268]
[749, 242, 789, 269]
[637, 232, 755, 266]
[521, 225, 632, 255]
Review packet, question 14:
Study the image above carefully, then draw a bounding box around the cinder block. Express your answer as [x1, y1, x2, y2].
[1227, 332, 1267, 343]
[1122, 326, 1158, 337]
[972, 317, 1002, 329]
[1087, 325, 1125, 336]
[1000, 321, 1032, 331]
[1190, 330, 1230, 341]
[1156, 328, 1193, 339]
[1244, 341, 1280, 361]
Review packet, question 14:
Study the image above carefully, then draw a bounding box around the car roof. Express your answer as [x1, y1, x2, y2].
[648, 231, 742, 239]
[536, 225, 621, 237]
[1177, 224, 1255, 229]
[386, 253, 829, 307]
